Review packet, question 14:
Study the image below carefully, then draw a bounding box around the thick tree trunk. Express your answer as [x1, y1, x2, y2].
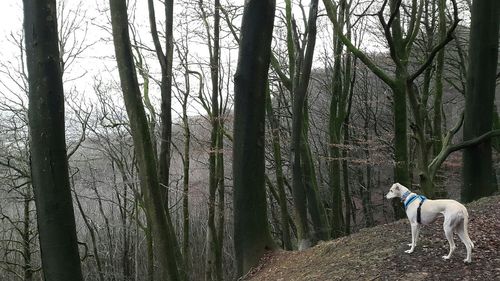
[109, 0, 181, 279]
[462, 0, 500, 202]
[291, 95, 311, 248]
[233, 0, 276, 276]
[407, 82, 435, 198]
[391, 78, 409, 219]
[23, 1, 84, 280]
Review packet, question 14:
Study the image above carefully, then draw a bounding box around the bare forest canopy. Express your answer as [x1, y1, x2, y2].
[0, 0, 498, 280]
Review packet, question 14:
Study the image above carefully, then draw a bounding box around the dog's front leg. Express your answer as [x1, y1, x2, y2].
[405, 223, 418, 253]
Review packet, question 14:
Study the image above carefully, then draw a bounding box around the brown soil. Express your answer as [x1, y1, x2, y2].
[245, 195, 500, 281]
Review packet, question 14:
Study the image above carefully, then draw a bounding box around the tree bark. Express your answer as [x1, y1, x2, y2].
[204, 1, 224, 279]
[109, 0, 181, 279]
[73, 186, 105, 281]
[301, 104, 330, 242]
[291, 0, 320, 248]
[147, 1, 186, 277]
[22, 186, 34, 281]
[180, 60, 191, 280]
[23, 0, 84, 280]
[432, 0, 446, 155]
[233, 0, 276, 276]
[329, 25, 345, 237]
[265, 86, 292, 250]
[323, 0, 411, 219]
[462, 0, 500, 202]
[147, 0, 174, 210]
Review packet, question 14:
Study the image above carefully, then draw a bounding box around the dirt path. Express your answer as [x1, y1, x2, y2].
[246, 196, 500, 281]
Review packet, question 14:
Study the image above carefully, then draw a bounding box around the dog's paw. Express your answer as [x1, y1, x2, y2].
[442, 255, 450, 260]
[463, 258, 471, 264]
[405, 249, 414, 254]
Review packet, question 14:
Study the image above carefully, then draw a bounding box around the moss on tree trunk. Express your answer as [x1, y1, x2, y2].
[462, 0, 500, 202]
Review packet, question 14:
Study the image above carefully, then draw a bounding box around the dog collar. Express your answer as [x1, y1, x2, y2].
[401, 191, 411, 203]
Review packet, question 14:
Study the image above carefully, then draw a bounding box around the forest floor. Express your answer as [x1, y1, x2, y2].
[245, 195, 500, 281]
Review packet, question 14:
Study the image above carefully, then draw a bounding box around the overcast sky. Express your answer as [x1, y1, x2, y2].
[0, 0, 391, 118]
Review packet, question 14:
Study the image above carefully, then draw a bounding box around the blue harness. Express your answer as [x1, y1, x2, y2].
[403, 193, 427, 224]
[404, 194, 426, 210]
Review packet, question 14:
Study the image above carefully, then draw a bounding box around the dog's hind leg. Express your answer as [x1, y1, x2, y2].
[442, 221, 456, 260]
[456, 217, 473, 263]
[405, 223, 418, 253]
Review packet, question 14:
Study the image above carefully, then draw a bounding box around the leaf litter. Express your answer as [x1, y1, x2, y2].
[246, 195, 500, 281]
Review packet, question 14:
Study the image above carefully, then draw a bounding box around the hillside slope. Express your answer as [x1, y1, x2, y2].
[246, 196, 500, 281]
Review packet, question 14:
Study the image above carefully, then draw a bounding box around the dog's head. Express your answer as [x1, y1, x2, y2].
[385, 183, 405, 199]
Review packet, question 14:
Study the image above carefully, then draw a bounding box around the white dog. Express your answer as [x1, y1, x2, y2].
[385, 183, 474, 263]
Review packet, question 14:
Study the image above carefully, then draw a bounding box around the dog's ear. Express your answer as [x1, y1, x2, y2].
[394, 183, 400, 190]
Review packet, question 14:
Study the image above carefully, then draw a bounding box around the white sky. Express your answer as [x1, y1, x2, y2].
[0, 0, 390, 120]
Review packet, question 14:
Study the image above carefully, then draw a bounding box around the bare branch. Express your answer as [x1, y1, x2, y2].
[322, 0, 396, 88]
[409, 0, 460, 82]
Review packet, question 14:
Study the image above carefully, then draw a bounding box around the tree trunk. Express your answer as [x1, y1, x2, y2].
[432, 0, 446, 155]
[329, 144, 344, 237]
[147, 0, 174, 211]
[23, 0, 84, 280]
[206, 1, 224, 279]
[74, 185, 105, 281]
[291, 0, 320, 249]
[233, 0, 276, 276]
[181, 73, 191, 279]
[147, 0, 185, 277]
[323, 0, 411, 220]
[22, 186, 33, 281]
[301, 107, 330, 241]
[144, 209, 155, 281]
[392, 78, 409, 219]
[342, 47, 354, 235]
[265, 86, 292, 250]
[291, 95, 310, 248]
[215, 135, 225, 281]
[109, 0, 181, 279]
[361, 88, 375, 227]
[462, 0, 499, 202]
[407, 82, 435, 198]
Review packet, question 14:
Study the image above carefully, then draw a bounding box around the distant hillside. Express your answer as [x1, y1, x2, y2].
[245, 196, 500, 281]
